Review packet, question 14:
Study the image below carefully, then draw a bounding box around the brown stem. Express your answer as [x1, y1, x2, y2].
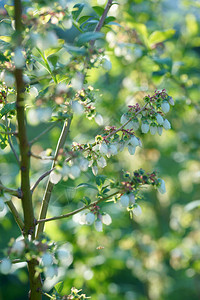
[37, 191, 119, 224]
[36, 117, 72, 238]
[31, 168, 55, 193]
[6, 200, 24, 231]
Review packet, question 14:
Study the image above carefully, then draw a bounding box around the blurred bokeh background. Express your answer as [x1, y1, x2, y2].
[0, 0, 200, 299]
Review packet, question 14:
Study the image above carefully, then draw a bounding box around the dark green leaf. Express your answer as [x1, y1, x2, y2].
[96, 175, 107, 187]
[0, 102, 16, 119]
[92, 6, 105, 16]
[104, 16, 116, 25]
[76, 32, 104, 45]
[77, 183, 98, 191]
[54, 281, 64, 294]
[72, 4, 84, 20]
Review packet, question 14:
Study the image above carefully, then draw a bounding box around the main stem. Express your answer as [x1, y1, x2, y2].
[14, 0, 42, 299]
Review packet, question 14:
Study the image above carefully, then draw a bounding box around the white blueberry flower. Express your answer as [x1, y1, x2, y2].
[79, 159, 89, 172]
[95, 220, 103, 232]
[0, 258, 12, 274]
[97, 157, 107, 168]
[12, 240, 25, 255]
[150, 124, 157, 135]
[120, 194, 129, 207]
[133, 204, 142, 216]
[163, 119, 171, 130]
[156, 114, 164, 125]
[49, 171, 62, 184]
[109, 144, 118, 156]
[63, 18, 73, 29]
[130, 136, 139, 147]
[117, 141, 125, 152]
[57, 248, 70, 262]
[42, 253, 53, 267]
[161, 101, 170, 113]
[13, 47, 25, 69]
[71, 73, 84, 91]
[168, 96, 174, 106]
[158, 179, 166, 194]
[102, 213, 112, 225]
[132, 119, 139, 131]
[128, 144, 136, 155]
[95, 114, 104, 126]
[157, 126, 163, 136]
[0, 198, 5, 212]
[72, 101, 84, 115]
[141, 122, 149, 134]
[128, 193, 135, 205]
[29, 87, 38, 97]
[126, 121, 134, 130]
[45, 266, 57, 279]
[120, 114, 129, 125]
[85, 212, 95, 225]
[102, 57, 112, 71]
[1, 71, 15, 87]
[92, 166, 98, 176]
[69, 165, 81, 179]
[56, 83, 68, 94]
[99, 142, 108, 156]
[79, 212, 87, 225]
[138, 139, 142, 148]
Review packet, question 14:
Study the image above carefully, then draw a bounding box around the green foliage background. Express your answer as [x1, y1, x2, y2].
[0, 0, 200, 299]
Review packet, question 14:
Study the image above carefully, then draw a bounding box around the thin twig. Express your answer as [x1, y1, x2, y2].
[29, 122, 59, 145]
[36, 117, 72, 238]
[0, 183, 21, 198]
[4, 91, 20, 164]
[30, 153, 54, 161]
[31, 168, 55, 193]
[36, 191, 118, 224]
[6, 200, 24, 231]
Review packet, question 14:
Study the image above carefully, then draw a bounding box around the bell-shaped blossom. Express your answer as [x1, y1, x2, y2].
[120, 194, 130, 207]
[0, 258, 12, 274]
[156, 114, 164, 125]
[107, 144, 118, 157]
[130, 136, 139, 147]
[163, 119, 171, 130]
[42, 252, 53, 267]
[13, 47, 25, 69]
[129, 193, 135, 205]
[168, 96, 174, 106]
[150, 124, 157, 135]
[132, 119, 139, 131]
[1, 71, 15, 87]
[0, 198, 5, 212]
[63, 18, 73, 29]
[72, 101, 84, 115]
[79, 159, 89, 172]
[157, 126, 163, 136]
[79, 212, 87, 225]
[133, 204, 142, 216]
[97, 157, 107, 168]
[141, 122, 149, 134]
[12, 240, 25, 255]
[29, 87, 38, 97]
[128, 144, 136, 155]
[85, 212, 95, 225]
[102, 57, 112, 71]
[92, 166, 98, 176]
[102, 213, 112, 225]
[118, 141, 125, 152]
[50, 171, 62, 184]
[120, 114, 129, 125]
[161, 101, 170, 113]
[95, 114, 104, 126]
[71, 73, 83, 91]
[95, 220, 103, 232]
[69, 165, 81, 179]
[44, 266, 58, 279]
[158, 179, 166, 194]
[99, 142, 108, 156]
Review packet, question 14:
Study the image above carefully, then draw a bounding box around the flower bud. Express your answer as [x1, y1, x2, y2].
[85, 212, 95, 225]
[69, 165, 81, 179]
[130, 136, 139, 147]
[132, 118, 139, 130]
[50, 171, 62, 184]
[168, 96, 174, 106]
[99, 142, 108, 155]
[156, 114, 164, 125]
[1, 71, 15, 87]
[95, 114, 104, 126]
[97, 157, 107, 168]
[72, 101, 84, 115]
[79, 159, 89, 172]
[42, 253, 53, 267]
[29, 87, 38, 98]
[133, 204, 142, 216]
[0, 258, 12, 274]
[161, 101, 170, 113]
[128, 144, 136, 155]
[0, 197, 5, 212]
[92, 166, 98, 176]
[102, 58, 112, 71]
[120, 114, 128, 125]
[120, 194, 129, 207]
[163, 119, 171, 130]
[95, 220, 103, 232]
[13, 47, 25, 69]
[158, 179, 166, 194]
[150, 124, 157, 135]
[102, 213, 112, 225]
[12, 240, 25, 255]
[141, 123, 149, 134]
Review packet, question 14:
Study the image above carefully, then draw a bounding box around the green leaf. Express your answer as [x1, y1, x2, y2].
[76, 32, 104, 45]
[77, 183, 98, 191]
[4, 5, 14, 17]
[0, 124, 8, 149]
[72, 3, 84, 20]
[104, 16, 116, 25]
[0, 53, 9, 62]
[0, 36, 11, 43]
[78, 15, 93, 25]
[82, 196, 91, 205]
[54, 281, 64, 294]
[65, 45, 87, 55]
[96, 175, 107, 187]
[92, 6, 105, 16]
[126, 22, 148, 46]
[148, 29, 175, 47]
[0, 102, 16, 119]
